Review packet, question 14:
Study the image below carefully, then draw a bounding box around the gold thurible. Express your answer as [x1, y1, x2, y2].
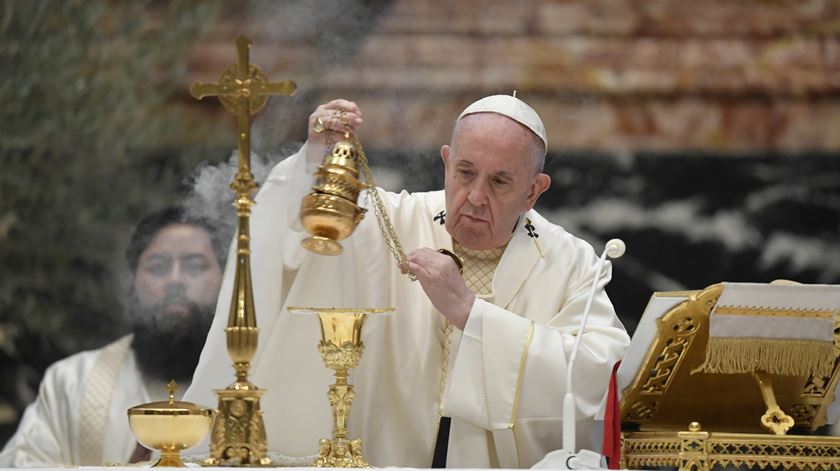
[190, 35, 296, 466]
[300, 135, 368, 256]
[299, 122, 417, 281]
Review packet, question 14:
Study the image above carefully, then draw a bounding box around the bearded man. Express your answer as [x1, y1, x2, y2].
[187, 96, 630, 467]
[0, 206, 225, 466]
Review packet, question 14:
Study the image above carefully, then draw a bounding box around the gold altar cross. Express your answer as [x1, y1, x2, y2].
[189, 36, 296, 466]
[190, 35, 296, 188]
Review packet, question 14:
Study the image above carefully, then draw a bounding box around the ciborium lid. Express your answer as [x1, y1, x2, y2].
[128, 380, 212, 416]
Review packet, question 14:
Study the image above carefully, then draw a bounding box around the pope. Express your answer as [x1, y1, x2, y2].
[185, 95, 630, 468]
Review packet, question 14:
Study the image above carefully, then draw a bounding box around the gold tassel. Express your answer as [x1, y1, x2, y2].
[693, 338, 834, 377]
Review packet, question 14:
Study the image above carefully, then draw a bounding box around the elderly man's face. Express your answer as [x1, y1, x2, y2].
[133, 224, 222, 315]
[441, 114, 550, 250]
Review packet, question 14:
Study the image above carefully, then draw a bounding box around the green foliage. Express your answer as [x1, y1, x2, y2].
[0, 0, 224, 374]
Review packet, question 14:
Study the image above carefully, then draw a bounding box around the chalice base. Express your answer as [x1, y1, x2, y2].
[313, 437, 369, 468]
[302, 235, 343, 256]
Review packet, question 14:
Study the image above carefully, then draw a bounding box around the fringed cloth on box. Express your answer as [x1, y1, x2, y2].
[694, 283, 839, 378]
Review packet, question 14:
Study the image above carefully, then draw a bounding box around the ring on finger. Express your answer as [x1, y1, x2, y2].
[313, 116, 326, 133]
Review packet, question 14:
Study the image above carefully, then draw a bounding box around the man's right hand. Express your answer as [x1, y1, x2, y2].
[307, 99, 363, 148]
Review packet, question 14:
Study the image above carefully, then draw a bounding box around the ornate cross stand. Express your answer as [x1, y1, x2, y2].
[190, 36, 296, 466]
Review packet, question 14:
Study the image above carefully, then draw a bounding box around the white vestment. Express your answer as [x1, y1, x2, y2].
[185, 142, 630, 468]
[0, 335, 177, 467]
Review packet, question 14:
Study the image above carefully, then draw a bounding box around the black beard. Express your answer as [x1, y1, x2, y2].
[128, 289, 215, 383]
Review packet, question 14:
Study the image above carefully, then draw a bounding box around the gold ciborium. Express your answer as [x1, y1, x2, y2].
[300, 139, 368, 256]
[127, 381, 214, 467]
[288, 307, 392, 467]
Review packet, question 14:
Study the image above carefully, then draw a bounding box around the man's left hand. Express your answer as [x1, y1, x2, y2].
[407, 248, 475, 330]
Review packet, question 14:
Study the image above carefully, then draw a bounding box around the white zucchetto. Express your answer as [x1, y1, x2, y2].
[458, 94, 548, 154]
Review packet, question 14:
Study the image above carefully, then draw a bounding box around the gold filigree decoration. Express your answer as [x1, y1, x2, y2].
[620, 433, 681, 469]
[627, 399, 659, 422]
[713, 305, 837, 319]
[642, 336, 689, 394]
[708, 438, 840, 470]
[639, 312, 699, 395]
[624, 430, 840, 471]
[677, 422, 709, 471]
[672, 316, 698, 335]
[207, 391, 270, 466]
[802, 374, 831, 397]
[790, 403, 819, 424]
[620, 284, 721, 426]
[318, 341, 364, 371]
[798, 315, 840, 430]
[622, 436, 680, 456]
[313, 438, 368, 468]
[834, 317, 840, 351]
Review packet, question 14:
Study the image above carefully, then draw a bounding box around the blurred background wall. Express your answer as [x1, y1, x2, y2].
[2, 0, 840, 445]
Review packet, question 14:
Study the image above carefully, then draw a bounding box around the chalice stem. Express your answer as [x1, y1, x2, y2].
[330, 371, 354, 440]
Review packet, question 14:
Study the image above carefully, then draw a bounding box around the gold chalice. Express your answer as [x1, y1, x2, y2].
[127, 381, 214, 467]
[287, 307, 393, 467]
